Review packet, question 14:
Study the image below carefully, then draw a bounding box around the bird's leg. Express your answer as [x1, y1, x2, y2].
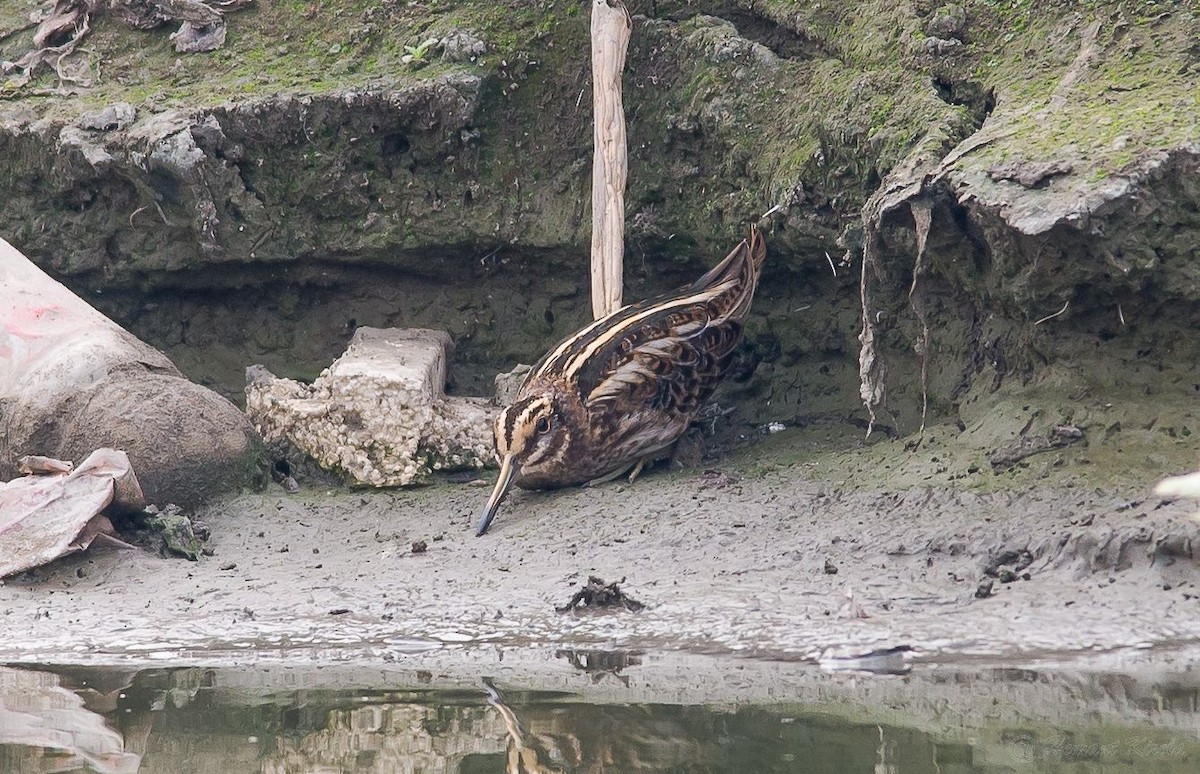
[627, 455, 653, 483]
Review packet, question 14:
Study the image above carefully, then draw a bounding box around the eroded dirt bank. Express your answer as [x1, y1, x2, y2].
[1, 1, 1197, 429]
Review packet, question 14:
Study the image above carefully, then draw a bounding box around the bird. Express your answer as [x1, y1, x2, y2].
[476, 226, 767, 535]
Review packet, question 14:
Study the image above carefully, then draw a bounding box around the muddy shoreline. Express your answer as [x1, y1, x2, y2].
[5, 419, 1200, 668]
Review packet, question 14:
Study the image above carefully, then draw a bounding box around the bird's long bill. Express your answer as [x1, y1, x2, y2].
[476, 453, 518, 536]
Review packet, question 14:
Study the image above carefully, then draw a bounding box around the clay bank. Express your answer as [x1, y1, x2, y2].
[2, 0, 1200, 699]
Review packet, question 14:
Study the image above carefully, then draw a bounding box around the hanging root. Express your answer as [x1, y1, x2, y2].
[908, 197, 933, 435]
[857, 222, 887, 438]
[858, 187, 938, 438]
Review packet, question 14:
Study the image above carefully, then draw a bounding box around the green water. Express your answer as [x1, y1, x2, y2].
[1, 655, 1198, 773]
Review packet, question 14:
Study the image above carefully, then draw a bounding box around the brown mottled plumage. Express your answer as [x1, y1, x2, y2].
[477, 227, 767, 535]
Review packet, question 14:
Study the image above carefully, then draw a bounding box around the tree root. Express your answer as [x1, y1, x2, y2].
[3, 0, 253, 91]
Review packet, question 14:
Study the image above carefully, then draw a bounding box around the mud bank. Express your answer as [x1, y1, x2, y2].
[4, 421, 1200, 664]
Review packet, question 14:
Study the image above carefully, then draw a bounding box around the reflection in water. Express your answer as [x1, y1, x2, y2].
[0, 656, 1198, 773]
[554, 649, 642, 686]
[0, 667, 141, 774]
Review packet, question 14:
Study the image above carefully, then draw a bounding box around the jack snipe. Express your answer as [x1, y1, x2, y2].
[477, 227, 767, 535]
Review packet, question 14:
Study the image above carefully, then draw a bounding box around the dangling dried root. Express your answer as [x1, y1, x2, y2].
[857, 188, 936, 438]
[907, 197, 934, 435]
[857, 222, 887, 438]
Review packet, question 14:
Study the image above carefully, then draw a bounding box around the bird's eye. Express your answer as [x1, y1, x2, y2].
[535, 416, 551, 434]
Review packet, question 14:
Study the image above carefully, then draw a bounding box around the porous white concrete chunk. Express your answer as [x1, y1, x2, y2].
[246, 327, 495, 486]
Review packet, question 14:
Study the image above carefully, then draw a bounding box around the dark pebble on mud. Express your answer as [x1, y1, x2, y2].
[975, 579, 996, 599]
[411, 540, 428, 554]
[220, 562, 237, 571]
[328, 608, 351, 615]
[984, 548, 1033, 577]
[824, 559, 839, 575]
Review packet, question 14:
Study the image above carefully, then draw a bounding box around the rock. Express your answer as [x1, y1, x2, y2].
[920, 36, 963, 56]
[0, 238, 260, 508]
[77, 102, 135, 132]
[987, 159, 1074, 189]
[170, 21, 227, 53]
[494, 363, 532, 406]
[245, 327, 495, 487]
[927, 5, 967, 40]
[684, 16, 778, 70]
[440, 29, 486, 62]
[57, 126, 114, 167]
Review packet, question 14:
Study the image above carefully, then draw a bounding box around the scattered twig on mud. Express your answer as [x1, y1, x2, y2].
[1034, 300, 1070, 326]
[761, 202, 784, 219]
[824, 251, 837, 277]
[1118, 303, 1125, 326]
[150, 198, 170, 224]
[556, 575, 645, 613]
[477, 245, 502, 267]
[989, 424, 1084, 471]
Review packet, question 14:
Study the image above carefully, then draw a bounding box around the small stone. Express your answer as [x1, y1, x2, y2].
[77, 102, 136, 132]
[921, 36, 963, 56]
[975, 578, 995, 599]
[171, 21, 227, 53]
[494, 363, 532, 405]
[411, 540, 428, 554]
[823, 559, 839, 575]
[987, 159, 1074, 189]
[441, 28, 487, 62]
[927, 4, 967, 40]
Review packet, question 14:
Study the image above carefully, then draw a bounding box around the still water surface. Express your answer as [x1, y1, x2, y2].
[2, 652, 1198, 773]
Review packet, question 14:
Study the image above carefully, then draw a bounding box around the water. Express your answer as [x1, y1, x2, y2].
[2, 652, 1199, 773]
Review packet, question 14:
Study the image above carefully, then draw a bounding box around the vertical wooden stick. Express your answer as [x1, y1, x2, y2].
[590, 0, 631, 320]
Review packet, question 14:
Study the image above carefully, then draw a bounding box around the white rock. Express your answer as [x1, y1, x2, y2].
[246, 328, 496, 487]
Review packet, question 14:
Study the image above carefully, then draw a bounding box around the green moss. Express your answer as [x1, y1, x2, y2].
[949, 0, 1198, 182]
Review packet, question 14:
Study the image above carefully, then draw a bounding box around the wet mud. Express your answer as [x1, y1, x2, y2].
[4, 419, 1200, 668]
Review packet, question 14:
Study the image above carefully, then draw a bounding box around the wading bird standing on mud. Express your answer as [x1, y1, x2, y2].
[476, 227, 767, 535]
